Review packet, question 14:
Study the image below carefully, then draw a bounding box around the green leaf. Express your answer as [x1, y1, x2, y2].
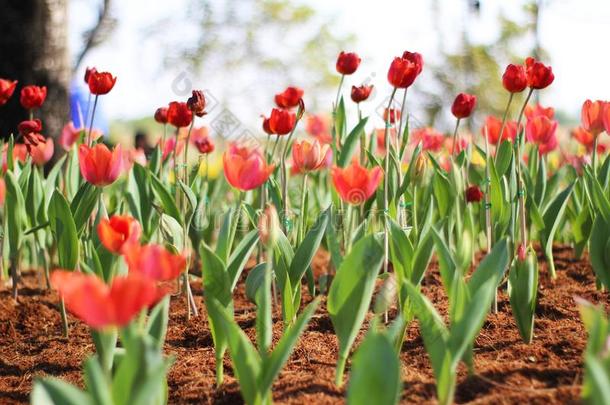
[146, 296, 170, 350]
[245, 262, 267, 304]
[70, 183, 102, 236]
[216, 209, 236, 264]
[467, 238, 509, 294]
[540, 183, 574, 278]
[328, 235, 384, 379]
[338, 117, 368, 167]
[495, 140, 513, 177]
[347, 329, 401, 405]
[31, 378, 92, 405]
[335, 96, 346, 143]
[150, 173, 182, 225]
[4, 172, 26, 257]
[227, 229, 259, 290]
[83, 357, 113, 405]
[49, 190, 79, 270]
[590, 215, 610, 289]
[200, 244, 232, 306]
[289, 207, 330, 289]
[508, 250, 539, 343]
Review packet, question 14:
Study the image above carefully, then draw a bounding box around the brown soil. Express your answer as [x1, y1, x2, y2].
[0, 245, 608, 404]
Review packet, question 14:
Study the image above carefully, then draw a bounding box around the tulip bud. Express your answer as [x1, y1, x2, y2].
[336, 51, 361, 75]
[451, 93, 477, 119]
[465, 185, 484, 203]
[411, 153, 428, 185]
[517, 244, 527, 262]
[259, 204, 280, 247]
[374, 274, 397, 315]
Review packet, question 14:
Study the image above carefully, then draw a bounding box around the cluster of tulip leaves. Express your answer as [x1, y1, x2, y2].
[578, 299, 610, 405]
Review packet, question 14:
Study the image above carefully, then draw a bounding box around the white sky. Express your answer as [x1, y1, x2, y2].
[70, 0, 610, 124]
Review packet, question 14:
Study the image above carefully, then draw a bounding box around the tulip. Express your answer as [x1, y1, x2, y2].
[20, 85, 46, 110]
[194, 137, 214, 155]
[78, 143, 124, 186]
[275, 86, 304, 109]
[387, 57, 419, 89]
[525, 103, 555, 120]
[159, 137, 184, 161]
[411, 127, 445, 152]
[305, 115, 332, 144]
[97, 215, 142, 254]
[446, 136, 469, 155]
[187, 90, 207, 117]
[0, 79, 17, 106]
[23, 132, 46, 152]
[223, 144, 274, 191]
[482, 116, 518, 145]
[263, 108, 296, 135]
[60, 122, 83, 151]
[571, 127, 606, 154]
[292, 139, 330, 173]
[383, 108, 401, 124]
[351, 85, 373, 103]
[581, 99, 607, 136]
[465, 185, 484, 203]
[51, 270, 165, 330]
[167, 101, 193, 128]
[526, 115, 558, 154]
[502, 64, 527, 93]
[411, 153, 428, 185]
[331, 161, 382, 205]
[17, 119, 42, 136]
[258, 204, 280, 247]
[604, 103, 610, 135]
[0, 178, 5, 206]
[336, 51, 361, 75]
[122, 148, 147, 173]
[29, 137, 54, 166]
[451, 93, 477, 119]
[87, 71, 117, 95]
[123, 243, 186, 281]
[525, 57, 554, 90]
[402, 51, 424, 74]
[154, 107, 169, 124]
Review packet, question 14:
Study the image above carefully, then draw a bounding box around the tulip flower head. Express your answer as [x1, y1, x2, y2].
[526, 115, 558, 154]
[87, 71, 117, 95]
[51, 270, 165, 330]
[97, 215, 142, 255]
[383, 108, 401, 124]
[29, 137, 54, 166]
[571, 127, 606, 154]
[18, 119, 42, 136]
[525, 103, 555, 120]
[84, 67, 97, 84]
[187, 90, 207, 117]
[275, 86, 304, 109]
[387, 56, 420, 89]
[465, 185, 484, 203]
[20, 85, 47, 110]
[305, 115, 332, 144]
[258, 204, 280, 247]
[331, 161, 382, 205]
[194, 136, 214, 154]
[451, 93, 477, 119]
[223, 144, 275, 191]
[525, 57, 554, 90]
[154, 107, 169, 124]
[123, 243, 186, 281]
[292, 139, 330, 173]
[482, 116, 518, 145]
[502, 64, 527, 93]
[263, 108, 296, 135]
[167, 101, 193, 128]
[411, 127, 445, 152]
[581, 99, 607, 136]
[0, 78, 17, 106]
[78, 143, 124, 186]
[336, 51, 361, 75]
[59, 122, 85, 151]
[351, 85, 374, 103]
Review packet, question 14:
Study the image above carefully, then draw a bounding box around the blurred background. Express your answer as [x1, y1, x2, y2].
[1, 0, 609, 145]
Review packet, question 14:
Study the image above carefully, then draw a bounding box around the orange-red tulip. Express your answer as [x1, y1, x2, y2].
[51, 270, 165, 330]
[123, 243, 186, 281]
[411, 127, 445, 152]
[292, 139, 330, 173]
[581, 99, 607, 136]
[526, 115, 557, 154]
[223, 144, 274, 191]
[0, 78, 17, 106]
[29, 137, 54, 166]
[167, 101, 193, 128]
[97, 215, 142, 254]
[525, 103, 555, 120]
[451, 93, 477, 119]
[336, 51, 361, 75]
[525, 57, 554, 90]
[275, 86, 304, 109]
[604, 103, 610, 135]
[502, 64, 527, 93]
[88, 71, 117, 95]
[571, 127, 606, 154]
[331, 161, 382, 205]
[78, 143, 124, 186]
[20, 85, 46, 110]
[481, 116, 517, 145]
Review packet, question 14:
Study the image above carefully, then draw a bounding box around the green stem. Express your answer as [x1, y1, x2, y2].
[514, 88, 534, 257]
[383, 87, 397, 324]
[451, 118, 461, 156]
[335, 354, 347, 387]
[298, 173, 308, 245]
[87, 95, 99, 146]
[495, 92, 514, 155]
[59, 298, 69, 338]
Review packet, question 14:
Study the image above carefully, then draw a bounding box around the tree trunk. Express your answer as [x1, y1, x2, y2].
[0, 0, 70, 146]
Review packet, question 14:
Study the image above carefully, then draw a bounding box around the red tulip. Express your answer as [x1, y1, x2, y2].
[18, 119, 42, 136]
[481, 116, 518, 145]
[275, 87, 304, 109]
[525, 57, 554, 90]
[51, 270, 165, 330]
[154, 107, 168, 124]
[223, 144, 274, 191]
[571, 127, 606, 153]
[451, 93, 477, 119]
[292, 139, 330, 173]
[87, 71, 117, 95]
[194, 136, 214, 154]
[351, 85, 373, 103]
[187, 90, 207, 117]
[97, 215, 142, 254]
[465, 185, 484, 203]
[159, 137, 184, 161]
[263, 108, 296, 135]
[331, 161, 382, 205]
[526, 115, 558, 154]
[525, 103, 555, 120]
[336, 51, 361, 75]
[23, 132, 46, 152]
[387, 57, 419, 89]
[581, 99, 607, 136]
[78, 143, 124, 186]
[167, 101, 193, 128]
[305, 115, 332, 144]
[411, 127, 445, 152]
[123, 243, 186, 281]
[383, 108, 400, 124]
[502, 64, 527, 93]
[29, 137, 54, 166]
[0, 178, 5, 206]
[0, 79, 17, 106]
[20, 85, 46, 110]
[84, 67, 97, 84]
